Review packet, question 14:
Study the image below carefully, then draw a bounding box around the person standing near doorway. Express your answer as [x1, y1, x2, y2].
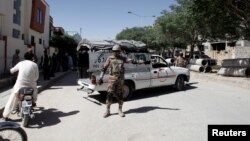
[11, 49, 21, 85]
[40, 49, 51, 80]
[77, 47, 89, 78]
[12, 49, 20, 67]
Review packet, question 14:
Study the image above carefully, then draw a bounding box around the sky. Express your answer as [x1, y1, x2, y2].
[46, 0, 176, 40]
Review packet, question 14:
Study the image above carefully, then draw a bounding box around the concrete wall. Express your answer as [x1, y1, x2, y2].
[234, 46, 250, 58]
[207, 47, 250, 65]
[204, 40, 250, 65]
[207, 49, 233, 65]
[0, 0, 12, 37]
[0, 40, 4, 74]
[5, 36, 26, 70]
[235, 40, 250, 47]
[0, 0, 7, 14]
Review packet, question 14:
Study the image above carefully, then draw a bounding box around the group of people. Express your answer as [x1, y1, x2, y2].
[40, 49, 76, 80]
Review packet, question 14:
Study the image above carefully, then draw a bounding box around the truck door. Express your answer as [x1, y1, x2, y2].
[127, 53, 151, 89]
[151, 56, 176, 87]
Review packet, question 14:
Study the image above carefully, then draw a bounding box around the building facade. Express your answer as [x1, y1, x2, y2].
[0, 0, 50, 74]
[203, 40, 250, 65]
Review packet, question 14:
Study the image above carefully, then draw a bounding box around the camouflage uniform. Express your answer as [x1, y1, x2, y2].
[101, 54, 128, 118]
[103, 55, 126, 106]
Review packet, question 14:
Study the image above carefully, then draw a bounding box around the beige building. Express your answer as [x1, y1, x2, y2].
[0, 0, 50, 74]
[203, 40, 250, 65]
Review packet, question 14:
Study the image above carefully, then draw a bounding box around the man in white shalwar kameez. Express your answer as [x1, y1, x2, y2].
[2, 53, 39, 120]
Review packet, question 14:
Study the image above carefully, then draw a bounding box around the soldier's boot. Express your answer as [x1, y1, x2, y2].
[118, 105, 125, 117]
[103, 104, 111, 118]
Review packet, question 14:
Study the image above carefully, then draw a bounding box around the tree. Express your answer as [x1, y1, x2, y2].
[154, 10, 188, 56]
[50, 34, 78, 66]
[166, 0, 202, 59]
[225, 0, 250, 28]
[192, 0, 250, 40]
[116, 0, 250, 59]
[116, 26, 158, 49]
[50, 34, 78, 52]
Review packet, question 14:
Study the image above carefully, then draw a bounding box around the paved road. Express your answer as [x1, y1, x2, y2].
[3, 72, 250, 141]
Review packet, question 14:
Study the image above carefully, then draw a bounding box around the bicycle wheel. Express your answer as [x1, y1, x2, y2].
[0, 127, 27, 141]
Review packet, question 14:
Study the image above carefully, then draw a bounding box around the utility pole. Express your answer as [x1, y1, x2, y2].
[128, 11, 156, 26]
[80, 28, 82, 39]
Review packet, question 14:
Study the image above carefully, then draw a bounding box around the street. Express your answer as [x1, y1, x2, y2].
[8, 71, 250, 141]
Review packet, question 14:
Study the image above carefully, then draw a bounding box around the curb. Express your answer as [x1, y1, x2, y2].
[37, 71, 72, 93]
[0, 71, 72, 118]
[190, 71, 250, 89]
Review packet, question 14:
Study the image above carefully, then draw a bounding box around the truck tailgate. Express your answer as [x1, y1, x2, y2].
[77, 78, 97, 94]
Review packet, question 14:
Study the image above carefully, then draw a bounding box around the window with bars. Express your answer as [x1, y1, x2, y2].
[12, 29, 20, 38]
[39, 38, 42, 44]
[13, 0, 21, 25]
[31, 35, 35, 45]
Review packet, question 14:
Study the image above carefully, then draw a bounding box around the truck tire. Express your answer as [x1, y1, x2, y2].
[123, 81, 133, 100]
[175, 76, 185, 91]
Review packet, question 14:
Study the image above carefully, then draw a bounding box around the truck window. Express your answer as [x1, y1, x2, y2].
[151, 56, 168, 68]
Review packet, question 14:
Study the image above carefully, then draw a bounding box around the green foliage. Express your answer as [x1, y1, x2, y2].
[49, 34, 78, 66]
[115, 0, 250, 56]
[155, 10, 188, 48]
[191, 0, 244, 40]
[116, 26, 158, 49]
[49, 35, 77, 52]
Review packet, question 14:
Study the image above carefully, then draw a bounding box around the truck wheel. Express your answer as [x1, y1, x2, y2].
[175, 76, 185, 91]
[123, 81, 133, 100]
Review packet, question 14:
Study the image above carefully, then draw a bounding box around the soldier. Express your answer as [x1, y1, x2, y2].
[98, 45, 137, 118]
[175, 52, 186, 67]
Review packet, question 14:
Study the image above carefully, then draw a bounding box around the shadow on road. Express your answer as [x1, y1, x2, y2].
[130, 84, 197, 101]
[28, 107, 79, 128]
[187, 82, 199, 85]
[82, 96, 103, 106]
[125, 106, 180, 114]
[79, 84, 197, 105]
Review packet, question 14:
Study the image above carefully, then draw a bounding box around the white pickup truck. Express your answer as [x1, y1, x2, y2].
[77, 51, 190, 100]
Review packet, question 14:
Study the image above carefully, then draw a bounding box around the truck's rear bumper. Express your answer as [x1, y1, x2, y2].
[77, 79, 96, 93]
